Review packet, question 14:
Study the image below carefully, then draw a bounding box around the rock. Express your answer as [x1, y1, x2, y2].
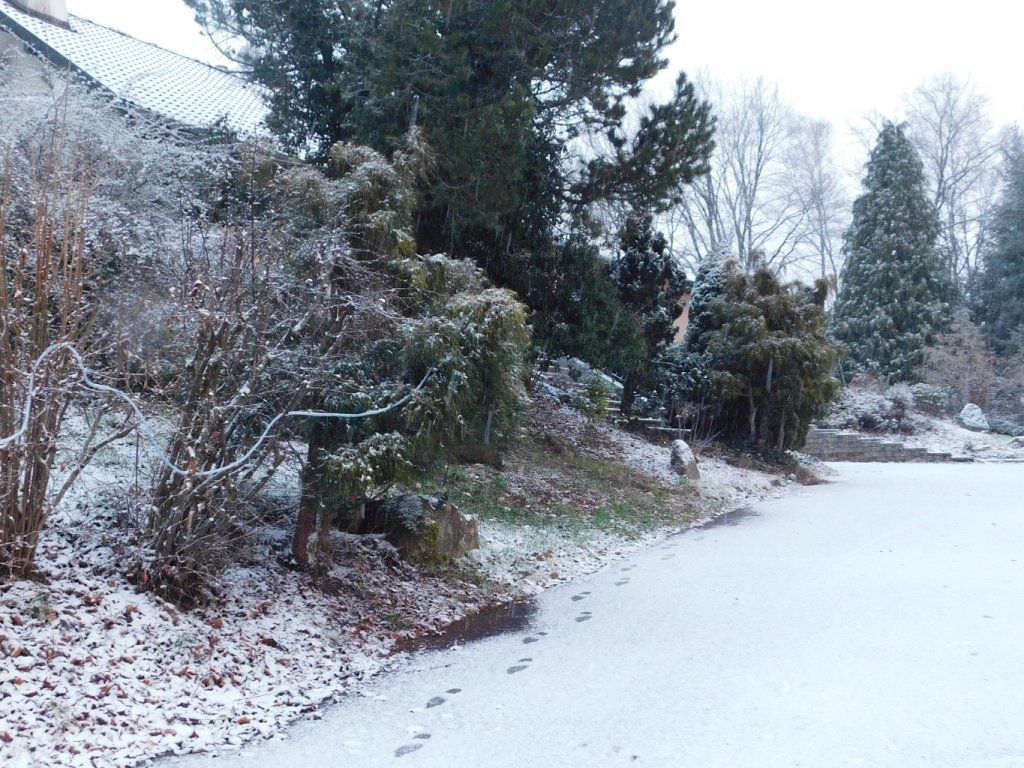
[360, 495, 479, 562]
[988, 415, 1024, 437]
[542, 430, 576, 456]
[957, 403, 990, 432]
[670, 439, 700, 480]
[1010, 436, 1024, 450]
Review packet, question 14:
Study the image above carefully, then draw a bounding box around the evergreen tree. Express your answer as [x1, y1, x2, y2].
[524, 238, 646, 379]
[186, 0, 714, 271]
[833, 122, 954, 382]
[973, 133, 1024, 355]
[612, 214, 689, 412]
[685, 250, 729, 350]
[669, 261, 838, 451]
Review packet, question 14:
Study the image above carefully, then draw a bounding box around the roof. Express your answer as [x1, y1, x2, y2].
[0, 2, 268, 134]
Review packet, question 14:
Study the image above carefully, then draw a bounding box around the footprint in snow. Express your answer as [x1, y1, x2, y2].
[507, 657, 533, 674]
[425, 696, 445, 709]
[615, 578, 630, 586]
[395, 744, 423, 757]
[523, 636, 540, 644]
[576, 612, 592, 623]
[446, 688, 462, 694]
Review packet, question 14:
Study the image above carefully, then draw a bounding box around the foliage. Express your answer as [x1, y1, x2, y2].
[669, 260, 839, 450]
[574, 375, 611, 422]
[186, 0, 714, 276]
[611, 213, 689, 412]
[972, 131, 1024, 356]
[833, 122, 955, 383]
[512, 237, 647, 379]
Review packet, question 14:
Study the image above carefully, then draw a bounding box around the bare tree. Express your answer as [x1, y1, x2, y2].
[664, 76, 818, 275]
[787, 117, 849, 282]
[904, 74, 1002, 289]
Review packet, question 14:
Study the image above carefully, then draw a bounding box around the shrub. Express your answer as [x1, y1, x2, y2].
[668, 260, 839, 451]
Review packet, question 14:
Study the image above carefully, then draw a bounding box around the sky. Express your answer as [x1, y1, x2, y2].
[664, 0, 1024, 165]
[71, 0, 1023, 170]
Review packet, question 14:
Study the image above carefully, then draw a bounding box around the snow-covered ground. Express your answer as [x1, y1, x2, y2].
[0, 402, 796, 768]
[160, 463, 1024, 768]
[901, 415, 1021, 461]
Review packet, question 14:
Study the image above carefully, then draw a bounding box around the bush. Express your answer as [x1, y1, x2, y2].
[667, 260, 839, 451]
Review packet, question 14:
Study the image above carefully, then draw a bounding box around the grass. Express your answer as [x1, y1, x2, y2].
[439, 434, 701, 541]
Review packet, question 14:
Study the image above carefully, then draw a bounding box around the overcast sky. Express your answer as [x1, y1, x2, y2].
[665, 0, 1024, 156]
[72, 0, 1023, 170]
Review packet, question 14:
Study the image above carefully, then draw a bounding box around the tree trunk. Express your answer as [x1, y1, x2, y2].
[292, 424, 328, 567]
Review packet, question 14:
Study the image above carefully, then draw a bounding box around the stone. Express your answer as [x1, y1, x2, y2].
[670, 439, 700, 480]
[988, 415, 1024, 437]
[1010, 436, 1024, 450]
[360, 495, 480, 562]
[542, 430, 576, 456]
[957, 403, 990, 432]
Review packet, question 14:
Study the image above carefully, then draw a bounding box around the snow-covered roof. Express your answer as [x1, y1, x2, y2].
[0, 2, 268, 134]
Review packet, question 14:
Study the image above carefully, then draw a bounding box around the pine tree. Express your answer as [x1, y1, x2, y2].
[833, 122, 954, 382]
[611, 214, 689, 411]
[185, 0, 714, 271]
[973, 133, 1024, 355]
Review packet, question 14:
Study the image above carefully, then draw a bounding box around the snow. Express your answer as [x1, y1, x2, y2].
[821, 384, 1024, 462]
[0, 400, 797, 767]
[159, 462, 1024, 768]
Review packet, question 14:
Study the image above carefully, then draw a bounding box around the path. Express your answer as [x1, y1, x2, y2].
[165, 463, 1024, 768]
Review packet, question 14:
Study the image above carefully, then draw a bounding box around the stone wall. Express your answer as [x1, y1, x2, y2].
[803, 428, 955, 463]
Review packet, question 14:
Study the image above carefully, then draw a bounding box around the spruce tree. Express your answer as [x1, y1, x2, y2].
[973, 134, 1024, 355]
[833, 122, 954, 382]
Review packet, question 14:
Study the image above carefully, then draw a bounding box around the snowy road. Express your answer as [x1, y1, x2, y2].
[167, 463, 1024, 768]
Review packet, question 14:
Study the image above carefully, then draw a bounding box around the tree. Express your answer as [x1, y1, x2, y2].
[521, 238, 646, 379]
[973, 131, 1024, 355]
[788, 118, 848, 282]
[833, 122, 955, 382]
[904, 74, 1002, 291]
[669, 259, 838, 450]
[186, 0, 714, 275]
[611, 213, 689, 412]
[665, 77, 827, 276]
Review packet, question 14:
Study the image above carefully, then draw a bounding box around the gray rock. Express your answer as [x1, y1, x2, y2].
[957, 403, 990, 432]
[670, 439, 700, 480]
[988, 415, 1024, 437]
[360, 495, 480, 562]
[1010, 436, 1024, 450]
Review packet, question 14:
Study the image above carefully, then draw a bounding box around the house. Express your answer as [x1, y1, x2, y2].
[672, 290, 692, 344]
[0, 0, 267, 135]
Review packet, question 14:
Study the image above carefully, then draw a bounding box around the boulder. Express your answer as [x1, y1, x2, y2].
[670, 439, 700, 480]
[957, 403, 990, 432]
[1010, 436, 1024, 450]
[359, 495, 479, 562]
[988, 415, 1024, 437]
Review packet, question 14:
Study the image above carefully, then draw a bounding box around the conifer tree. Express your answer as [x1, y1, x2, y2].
[668, 260, 838, 450]
[973, 134, 1024, 355]
[612, 214, 688, 412]
[833, 122, 954, 382]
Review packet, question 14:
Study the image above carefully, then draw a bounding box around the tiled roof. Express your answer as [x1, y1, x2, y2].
[0, 2, 268, 134]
